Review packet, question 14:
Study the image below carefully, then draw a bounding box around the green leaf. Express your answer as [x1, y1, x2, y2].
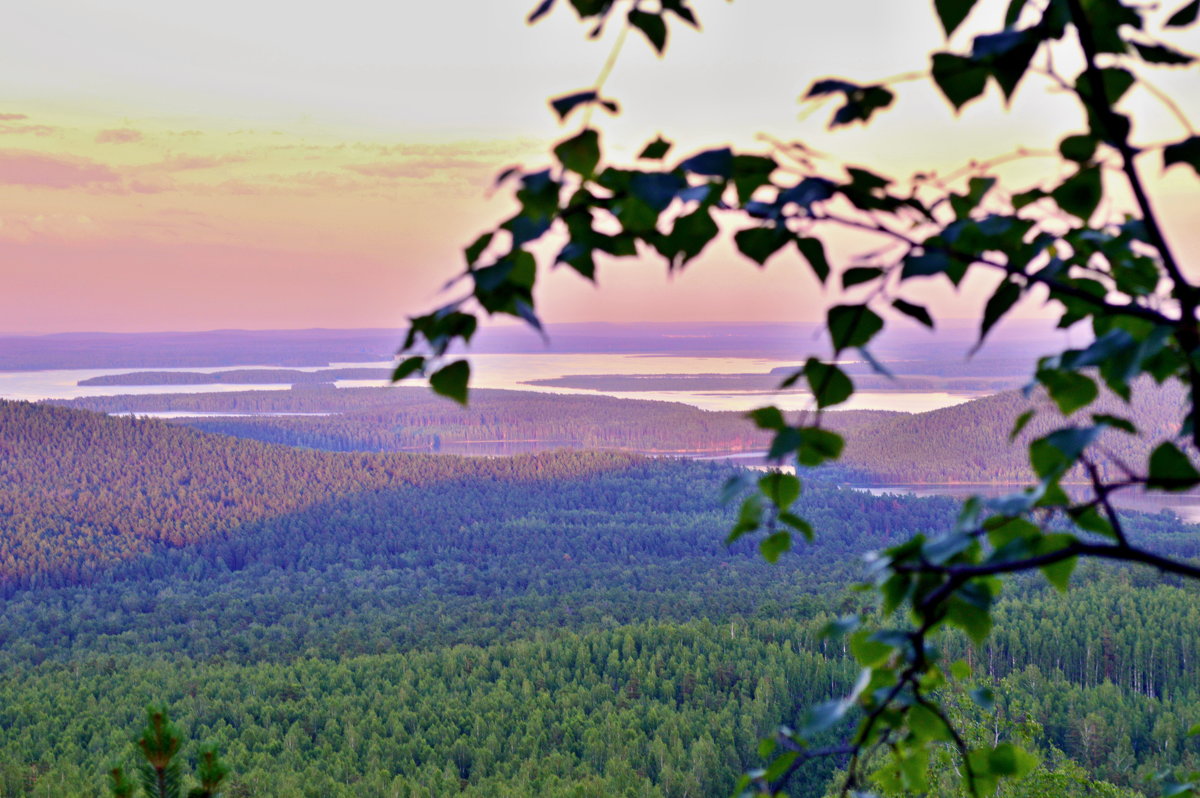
[988, 744, 1038, 778]
[1189, 722, 1200, 736]
[892, 298, 934, 328]
[734, 227, 790, 266]
[1030, 426, 1101, 479]
[464, 232, 494, 266]
[1167, 0, 1200, 26]
[931, 53, 990, 111]
[1059, 134, 1098, 163]
[759, 531, 792, 563]
[758, 472, 801, 507]
[827, 304, 884, 351]
[628, 9, 667, 53]
[1051, 166, 1102, 220]
[803, 358, 854, 408]
[1037, 369, 1098, 415]
[429, 360, 471, 405]
[1147, 442, 1200, 491]
[728, 495, 763, 542]
[1093, 413, 1137, 434]
[779, 512, 814, 541]
[1132, 40, 1195, 65]
[1010, 409, 1035, 441]
[849, 630, 892, 667]
[794, 237, 831, 283]
[908, 703, 952, 742]
[638, 136, 672, 160]
[973, 27, 1041, 100]
[842, 267, 884, 289]
[554, 128, 601, 176]
[748, 406, 786, 430]
[550, 90, 617, 120]
[946, 596, 993, 644]
[797, 427, 844, 466]
[392, 356, 425, 382]
[935, 0, 980, 36]
[1035, 533, 1078, 591]
[1075, 66, 1136, 106]
[976, 281, 1021, 350]
[664, 207, 719, 266]
[1164, 136, 1200, 176]
[678, 147, 733, 177]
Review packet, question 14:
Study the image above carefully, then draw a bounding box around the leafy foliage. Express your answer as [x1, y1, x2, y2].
[392, 0, 1200, 794]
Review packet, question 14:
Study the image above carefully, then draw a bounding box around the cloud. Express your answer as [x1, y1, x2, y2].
[343, 161, 432, 179]
[96, 128, 143, 144]
[0, 114, 28, 122]
[0, 124, 57, 137]
[0, 150, 118, 188]
[148, 154, 246, 172]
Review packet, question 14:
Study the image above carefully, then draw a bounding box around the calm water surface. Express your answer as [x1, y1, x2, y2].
[0, 353, 983, 414]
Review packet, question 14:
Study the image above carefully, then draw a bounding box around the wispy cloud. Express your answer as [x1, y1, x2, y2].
[0, 114, 28, 122]
[96, 128, 143, 144]
[0, 150, 117, 188]
[0, 124, 56, 137]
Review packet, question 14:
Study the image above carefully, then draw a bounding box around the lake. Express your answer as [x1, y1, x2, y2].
[0, 353, 984, 414]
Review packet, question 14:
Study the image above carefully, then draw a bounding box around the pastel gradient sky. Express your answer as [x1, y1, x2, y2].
[2, 1, 1196, 332]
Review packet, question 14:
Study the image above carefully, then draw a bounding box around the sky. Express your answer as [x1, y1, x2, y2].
[1, 0, 1196, 333]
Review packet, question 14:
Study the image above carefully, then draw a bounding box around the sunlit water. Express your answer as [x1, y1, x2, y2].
[0, 353, 984, 414]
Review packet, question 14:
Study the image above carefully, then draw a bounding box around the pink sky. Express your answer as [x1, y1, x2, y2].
[2, 1, 1197, 333]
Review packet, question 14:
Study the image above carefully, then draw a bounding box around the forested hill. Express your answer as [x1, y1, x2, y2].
[839, 379, 1189, 483]
[54, 387, 798, 456]
[0, 399, 657, 593]
[55, 378, 1189, 484]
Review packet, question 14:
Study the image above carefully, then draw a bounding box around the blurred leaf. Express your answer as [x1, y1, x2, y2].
[759, 531, 792, 563]
[931, 52, 990, 110]
[935, 0, 980, 36]
[1148, 442, 1200, 491]
[1167, 0, 1199, 27]
[842, 267, 884, 289]
[550, 90, 617, 120]
[1037, 369, 1098, 415]
[1051, 166, 1103, 220]
[638, 136, 672, 159]
[678, 147, 734, 177]
[1010, 409, 1035, 441]
[628, 9, 667, 53]
[795, 237, 831, 283]
[392, 356, 425, 382]
[1059, 134, 1098, 163]
[759, 471, 801, 507]
[748, 406, 786, 430]
[429, 361, 471, 405]
[803, 358, 854, 408]
[828, 304, 884, 351]
[976, 281, 1021, 351]
[735, 227, 790, 266]
[1133, 40, 1195, 64]
[554, 128, 601, 176]
[892, 298, 934, 328]
[1165, 137, 1200, 176]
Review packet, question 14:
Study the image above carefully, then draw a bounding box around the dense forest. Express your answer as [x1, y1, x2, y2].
[51, 388, 782, 456]
[2, 400, 1200, 795]
[53, 377, 1192, 487]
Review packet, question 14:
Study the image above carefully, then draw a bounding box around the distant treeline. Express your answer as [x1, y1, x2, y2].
[78, 367, 391, 386]
[524, 372, 1018, 393]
